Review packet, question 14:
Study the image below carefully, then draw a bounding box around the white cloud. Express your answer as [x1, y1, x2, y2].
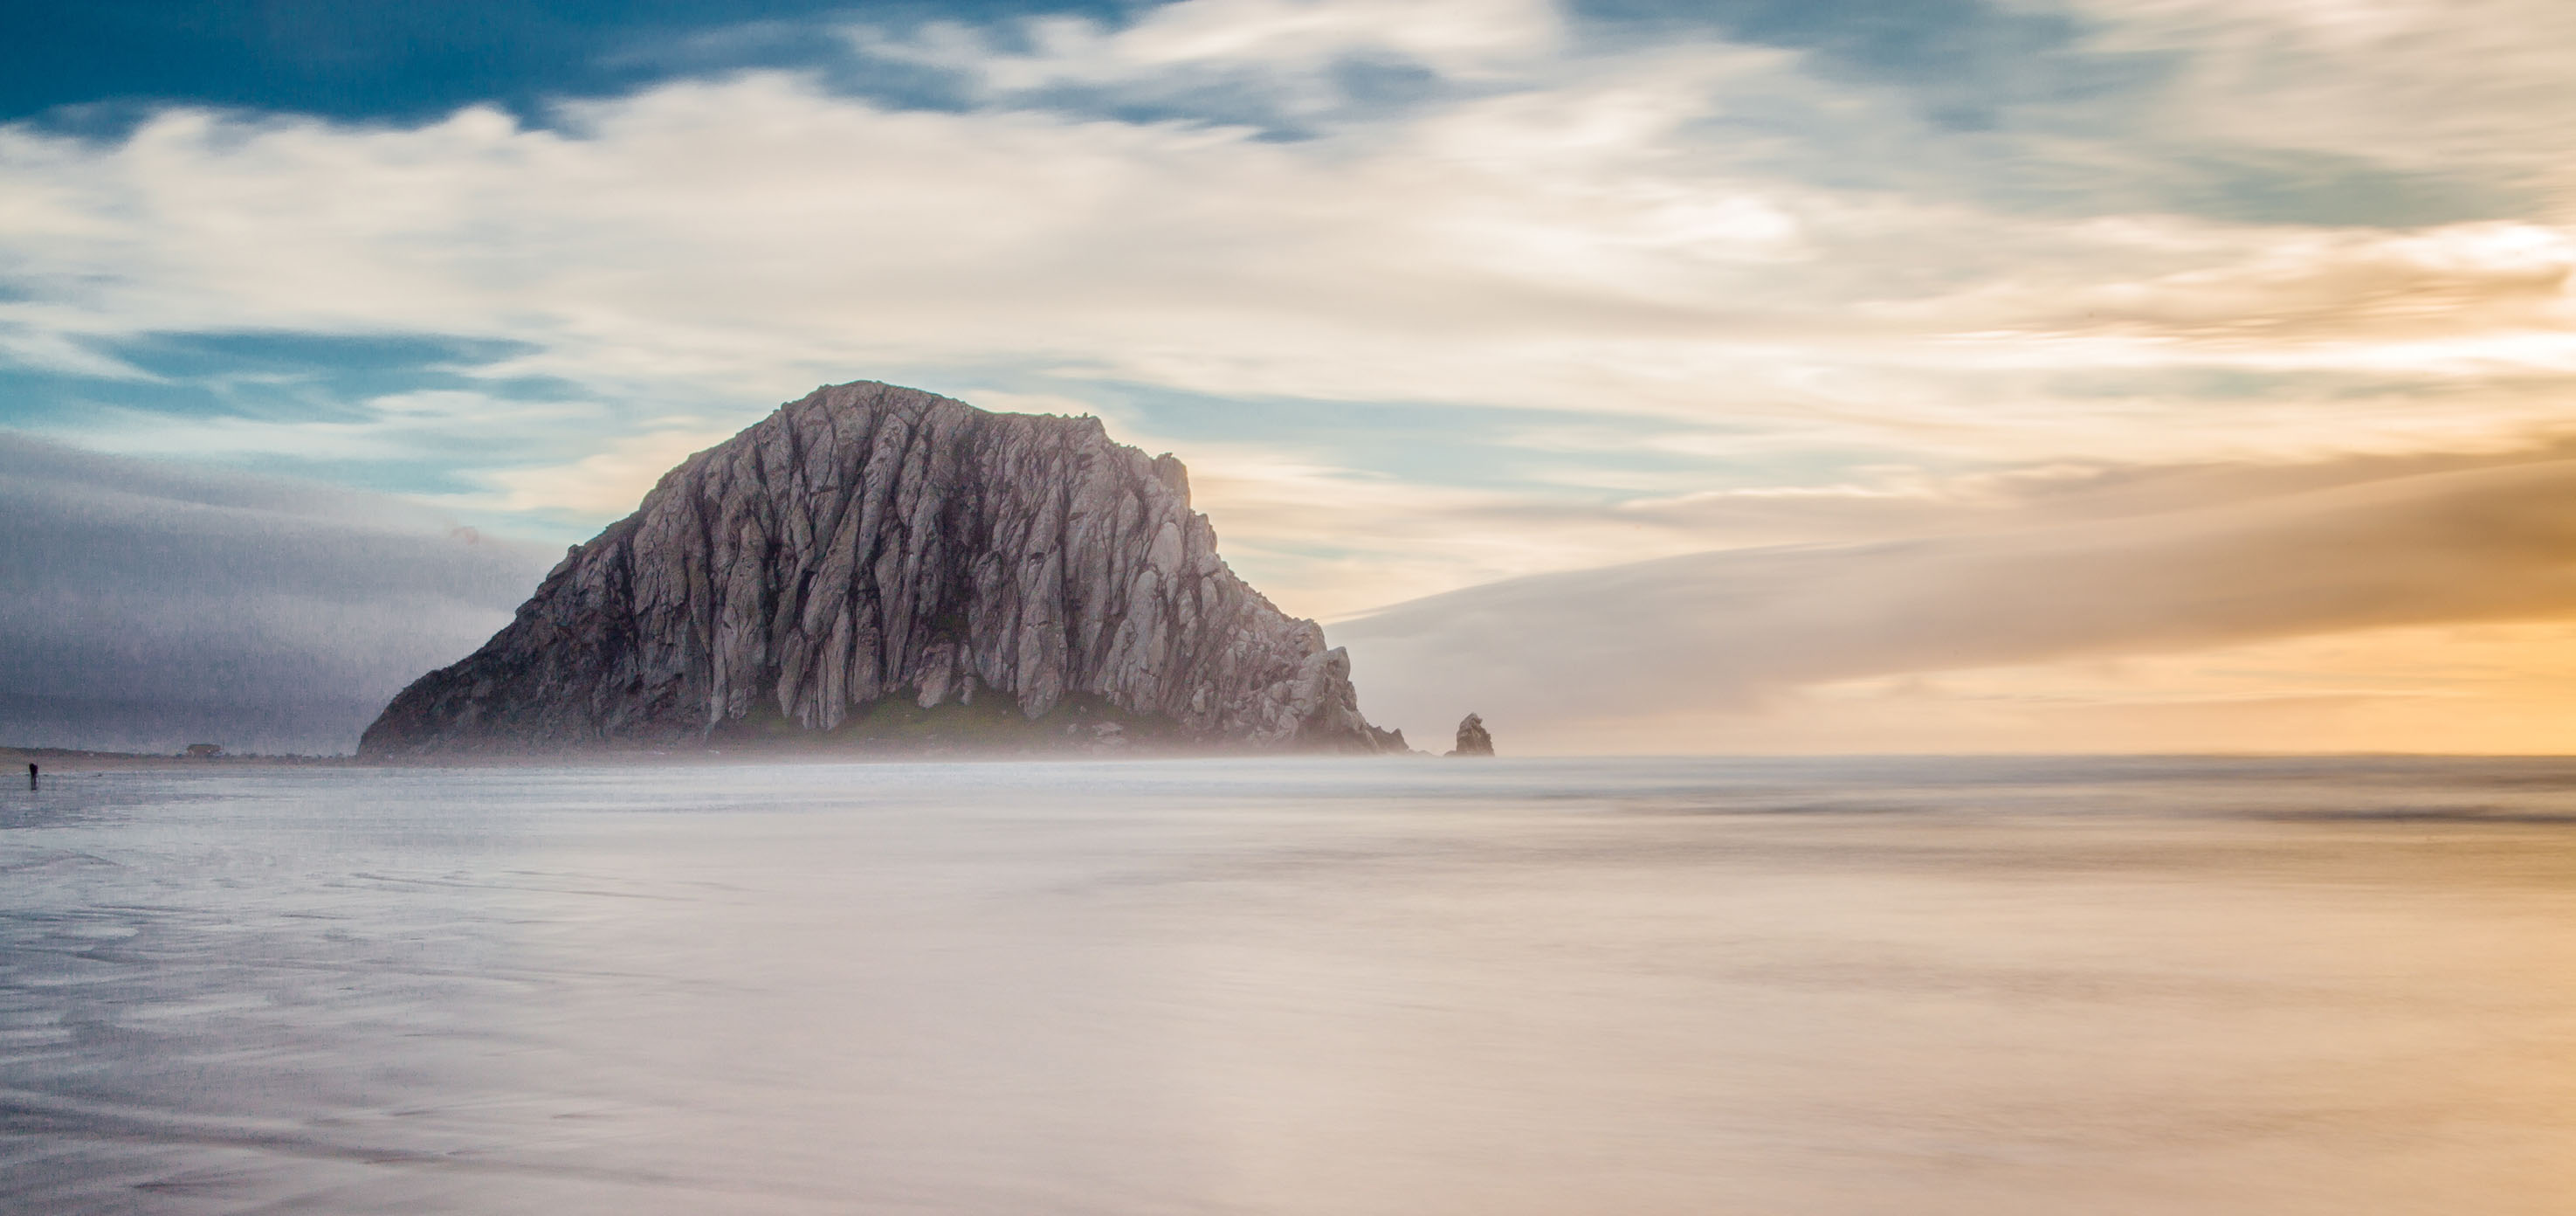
[855, 0, 1560, 106]
[3, 2, 2562, 482]
[1, 0, 2573, 745]
[480, 424, 742, 515]
[2058, 0, 2576, 184]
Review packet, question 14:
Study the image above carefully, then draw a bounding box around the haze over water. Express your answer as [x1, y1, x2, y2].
[5, 757, 2575, 1214]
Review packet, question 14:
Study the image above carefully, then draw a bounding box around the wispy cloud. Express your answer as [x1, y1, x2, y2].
[3, 0, 2564, 489]
[853, 0, 1560, 110]
[2, 0, 2571, 750]
[1338, 444, 2576, 750]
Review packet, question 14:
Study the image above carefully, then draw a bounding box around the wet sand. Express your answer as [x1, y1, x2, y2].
[3, 757, 2574, 1214]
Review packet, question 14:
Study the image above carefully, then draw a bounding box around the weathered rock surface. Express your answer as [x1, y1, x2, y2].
[360, 382, 1407, 757]
[1448, 713, 1494, 757]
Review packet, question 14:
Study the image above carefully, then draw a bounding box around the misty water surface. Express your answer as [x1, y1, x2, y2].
[4, 757, 2575, 1214]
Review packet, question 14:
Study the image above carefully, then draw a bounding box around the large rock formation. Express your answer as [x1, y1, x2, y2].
[1448, 713, 1494, 757]
[360, 382, 1406, 757]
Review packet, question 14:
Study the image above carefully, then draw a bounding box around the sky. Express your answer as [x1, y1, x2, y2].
[2, 0, 2573, 754]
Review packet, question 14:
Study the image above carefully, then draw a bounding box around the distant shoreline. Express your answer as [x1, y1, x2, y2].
[3, 746, 353, 773]
[1, 743, 1431, 772]
[13, 746, 2573, 775]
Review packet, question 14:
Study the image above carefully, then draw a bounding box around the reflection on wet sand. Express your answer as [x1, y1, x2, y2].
[3, 757, 2574, 1214]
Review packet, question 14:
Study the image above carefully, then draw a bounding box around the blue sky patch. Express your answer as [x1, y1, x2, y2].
[0, 330, 560, 425]
[1, 0, 1127, 128]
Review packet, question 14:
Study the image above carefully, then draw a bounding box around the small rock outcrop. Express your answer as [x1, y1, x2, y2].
[1448, 713, 1494, 757]
[360, 381, 1407, 757]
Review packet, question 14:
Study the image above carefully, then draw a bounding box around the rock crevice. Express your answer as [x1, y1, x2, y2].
[359, 382, 1403, 756]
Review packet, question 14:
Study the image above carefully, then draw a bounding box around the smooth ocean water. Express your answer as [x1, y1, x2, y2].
[4, 756, 2575, 1214]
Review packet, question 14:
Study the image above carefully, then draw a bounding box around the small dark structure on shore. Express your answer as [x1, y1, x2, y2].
[24, 763, 33, 791]
[1447, 713, 1494, 757]
[184, 743, 224, 758]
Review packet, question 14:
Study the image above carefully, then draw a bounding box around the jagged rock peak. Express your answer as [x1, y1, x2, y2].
[360, 380, 1405, 757]
[1448, 713, 1494, 757]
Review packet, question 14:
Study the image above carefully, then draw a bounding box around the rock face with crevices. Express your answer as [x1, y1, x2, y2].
[359, 382, 1406, 757]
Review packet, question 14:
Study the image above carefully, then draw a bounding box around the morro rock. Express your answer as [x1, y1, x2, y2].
[359, 382, 1406, 757]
